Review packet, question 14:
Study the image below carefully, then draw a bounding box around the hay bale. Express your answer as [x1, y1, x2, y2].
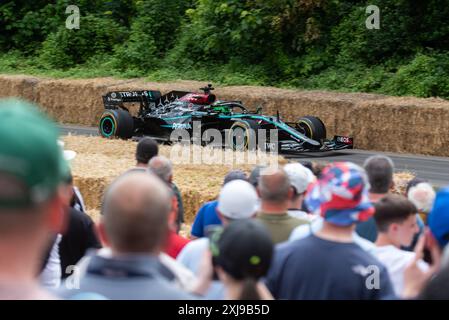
[2, 74, 449, 156]
[0, 74, 40, 102]
[392, 171, 416, 195]
[35, 77, 122, 125]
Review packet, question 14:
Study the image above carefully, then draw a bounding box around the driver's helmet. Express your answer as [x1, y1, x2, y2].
[211, 101, 231, 113]
[212, 105, 230, 113]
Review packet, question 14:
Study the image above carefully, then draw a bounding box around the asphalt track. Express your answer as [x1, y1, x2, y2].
[60, 124, 449, 188]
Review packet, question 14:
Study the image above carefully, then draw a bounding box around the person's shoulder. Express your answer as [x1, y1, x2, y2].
[69, 207, 95, 227]
[69, 207, 91, 220]
[198, 201, 218, 218]
[290, 218, 322, 240]
[185, 237, 209, 250]
[203, 200, 218, 209]
[151, 276, 197, 300]
[373, 245, 411, 259]
[126, 167, 148, 174]
[383, 246, 428, 270]
[287, 209, 308, 219]
[177, 238, 209, 260]
[276, 235, 314, 256]
[289, 224, 310, 242]
[353, 244, 391, 269]
[287, 215, 309, 227]
[275, 240, 295, 254]
[171, 233, 191, 249]
[269, 237, 315, 272]
[302, 234, 371, 258]
[197, 200, 217, 212]
[287, 210, 315, 221]
[353, 232, 376, 253]
[160, 252, 196, 280]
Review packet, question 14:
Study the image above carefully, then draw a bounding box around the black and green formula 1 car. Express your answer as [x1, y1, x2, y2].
[98, 84, 353, 153]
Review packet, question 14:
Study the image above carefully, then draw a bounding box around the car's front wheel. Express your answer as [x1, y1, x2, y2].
[297, 116, 326, 142]
[228, 120, 259, 151]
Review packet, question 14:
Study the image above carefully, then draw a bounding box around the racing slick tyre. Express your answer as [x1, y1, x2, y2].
[99, 109, 134, 139]
[228, 120, 259, 151]
[297, 116, 326, 142]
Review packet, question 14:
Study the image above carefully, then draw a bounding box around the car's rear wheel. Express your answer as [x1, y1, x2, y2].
[297, 116, 326, 142]
[228, 120, 259, 151]
[99, 109, 134, 139]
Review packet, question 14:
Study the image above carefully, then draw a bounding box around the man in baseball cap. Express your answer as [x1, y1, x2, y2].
[284, 162, 315, 221]
[0, 99, 68, 299]
[190, 169, 248, 239]
[177, 179, 258, 299]
[216, 179, 259, 220]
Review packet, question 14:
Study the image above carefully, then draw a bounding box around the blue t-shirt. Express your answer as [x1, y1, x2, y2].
[190, 200, 222, 238]
[265, 234, 396, 300]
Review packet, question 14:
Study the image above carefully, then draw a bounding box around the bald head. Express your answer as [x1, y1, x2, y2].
[258, 167, 291, 204]
[101, 171, 172, 254]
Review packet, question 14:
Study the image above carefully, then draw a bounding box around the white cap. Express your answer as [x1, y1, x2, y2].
[63, 150, 77, 162]
[217, 180, 259, 219]
[304, 167, 316, 184]
[284, 163, 313, 194]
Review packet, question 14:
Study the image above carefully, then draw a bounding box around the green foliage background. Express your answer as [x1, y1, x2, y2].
[1, 0, 449, 98]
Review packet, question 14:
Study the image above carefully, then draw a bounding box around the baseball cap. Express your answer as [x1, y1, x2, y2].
[210, 219, 273, 280]
[428, 187, 449, 248]
[0, 99, 66, 208]
[284, 162, 312, 194]
[305, 162, 374, 226]
[217, 180, 259, 219]
[223, 169, 247, 185]
[135, 137, 158, 164]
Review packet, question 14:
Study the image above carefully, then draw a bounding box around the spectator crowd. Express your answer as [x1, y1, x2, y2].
[1, 98, 449, 300]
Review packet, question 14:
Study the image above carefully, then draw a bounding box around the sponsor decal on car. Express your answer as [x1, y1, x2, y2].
[172, 123, 192, 130]
[335, 136, 353, 144]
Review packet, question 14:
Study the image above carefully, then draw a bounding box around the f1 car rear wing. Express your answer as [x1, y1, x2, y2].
[102, 90, 191, 113]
